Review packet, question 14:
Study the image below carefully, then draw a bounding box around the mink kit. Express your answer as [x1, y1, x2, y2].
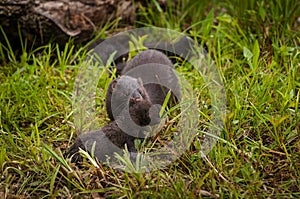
[106, 49, 181, 123]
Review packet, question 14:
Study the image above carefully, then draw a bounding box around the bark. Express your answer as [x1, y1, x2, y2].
[0, 0, 166, 48]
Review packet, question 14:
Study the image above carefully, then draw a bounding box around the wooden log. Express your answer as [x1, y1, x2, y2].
[0, 0, 166, 49]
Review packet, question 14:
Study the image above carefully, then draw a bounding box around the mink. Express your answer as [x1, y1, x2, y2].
[105, 50, 181, 124]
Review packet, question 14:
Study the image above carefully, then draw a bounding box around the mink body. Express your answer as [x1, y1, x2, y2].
[66, 121, 138, 163]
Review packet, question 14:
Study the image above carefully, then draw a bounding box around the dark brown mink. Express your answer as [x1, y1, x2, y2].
[121, 49, 181, 107]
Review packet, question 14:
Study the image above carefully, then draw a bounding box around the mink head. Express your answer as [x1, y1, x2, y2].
[106, 75, 152, 126]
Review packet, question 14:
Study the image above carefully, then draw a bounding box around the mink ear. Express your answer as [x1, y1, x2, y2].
[137, 77, 143, 86]
[111, 79, 118, 90]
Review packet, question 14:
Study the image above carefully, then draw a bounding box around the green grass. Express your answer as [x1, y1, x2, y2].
[1, 0, 299, 198]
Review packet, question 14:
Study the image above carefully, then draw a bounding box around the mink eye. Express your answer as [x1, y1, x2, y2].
[137, 88, 145, 97]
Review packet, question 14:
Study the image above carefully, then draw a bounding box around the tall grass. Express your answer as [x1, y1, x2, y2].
[0, 0, 299, 198]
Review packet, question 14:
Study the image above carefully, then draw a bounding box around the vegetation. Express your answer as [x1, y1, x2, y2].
[0, 0, 299, 198]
